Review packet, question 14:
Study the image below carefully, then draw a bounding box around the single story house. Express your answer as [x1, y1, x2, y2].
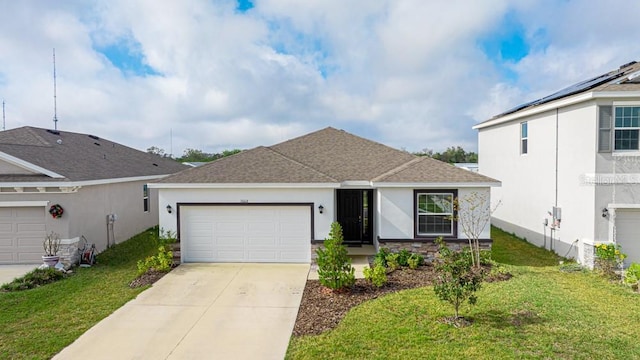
[0, 126, 187, 264]
[150, 127, 500, 263]
[475, 60, 640, 267]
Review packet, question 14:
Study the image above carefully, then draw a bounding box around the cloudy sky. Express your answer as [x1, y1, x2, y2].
[1, 0, 639, 156]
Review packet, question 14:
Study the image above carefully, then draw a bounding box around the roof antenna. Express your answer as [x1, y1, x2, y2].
[2, 99, 5, 131]
[52, 48, 58, 130]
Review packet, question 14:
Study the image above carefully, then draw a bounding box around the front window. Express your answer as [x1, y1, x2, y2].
[521, 122, 528, 154]
[614, 106, 640, 150]
[416, 192, 454, 236]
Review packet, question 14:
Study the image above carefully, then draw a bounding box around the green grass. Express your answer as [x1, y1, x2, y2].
[0, 228, 159, 360]
[287, 226, 640, 359]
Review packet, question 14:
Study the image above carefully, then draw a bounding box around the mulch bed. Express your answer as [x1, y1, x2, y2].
[293, 265, 511, 337]
[129, 269, 171, 288]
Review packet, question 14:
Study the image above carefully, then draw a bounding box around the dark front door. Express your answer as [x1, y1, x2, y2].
[336, 189, 373, 245]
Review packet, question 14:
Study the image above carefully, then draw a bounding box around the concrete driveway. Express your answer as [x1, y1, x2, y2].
[53, 263, 309, 360]
[0, 264, 38, 286]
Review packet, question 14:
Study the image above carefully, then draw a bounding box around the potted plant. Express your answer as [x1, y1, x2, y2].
[42, 232, 61, 268]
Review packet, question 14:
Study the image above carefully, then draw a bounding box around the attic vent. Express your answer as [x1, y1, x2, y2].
[56, 139, 62, 145]
[46, 129, 60, 135]
[88, 135, 100, 140]
[94, 142, 101, 146]
[152, 163, 159, 167]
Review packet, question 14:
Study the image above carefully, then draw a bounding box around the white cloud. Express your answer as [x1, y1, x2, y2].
[1, 0, 639, 157]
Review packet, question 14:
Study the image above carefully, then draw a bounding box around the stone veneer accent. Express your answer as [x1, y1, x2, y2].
[311, 240, 492, 264]
[58, 237, 81, 270]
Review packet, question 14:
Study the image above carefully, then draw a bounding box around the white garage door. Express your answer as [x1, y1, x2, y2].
[616, 209, 640, 267]
[0, 206, 47, 264]
[181, 205, 311, 263]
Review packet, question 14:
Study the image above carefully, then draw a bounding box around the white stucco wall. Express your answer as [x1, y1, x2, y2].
[479, 102, 599, 262]
[157, 187, 335, 241]
[0, 179, 161, 255]
[377, 187, 492, 240]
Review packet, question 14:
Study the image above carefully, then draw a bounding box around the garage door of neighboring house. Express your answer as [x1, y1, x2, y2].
[616, 209, 640, 267]
[0, 205, 47, 264]
[180, 205, 312, 263]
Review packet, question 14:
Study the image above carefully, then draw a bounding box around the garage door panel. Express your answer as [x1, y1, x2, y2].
[0, 206, 46, 264]
[616, 210, 640, 267]
[182, 205, 311, 263]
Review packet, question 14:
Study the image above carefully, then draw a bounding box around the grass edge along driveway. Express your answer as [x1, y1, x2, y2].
[287, 227, 640, 360]
[0, 228, 159, 360]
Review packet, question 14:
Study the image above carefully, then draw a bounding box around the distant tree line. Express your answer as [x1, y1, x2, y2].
[146, 146, 242, 162]
[413, 146, 477, 164]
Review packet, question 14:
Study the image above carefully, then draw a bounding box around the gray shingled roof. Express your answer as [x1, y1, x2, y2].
[160, 127, 498, 185]
[0, 127, 187, 182]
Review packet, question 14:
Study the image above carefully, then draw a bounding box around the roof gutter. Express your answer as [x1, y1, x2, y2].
[148, 183, 342, 189]
[0, 174, 172, 189]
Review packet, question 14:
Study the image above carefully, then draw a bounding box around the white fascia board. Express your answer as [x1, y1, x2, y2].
[0, 151, 65, 178]
[373, 182, 501, 188]
[608, 203, 640, 209]
[147, 182, 341, 189]
[474, 92, 595, 129]
[340, 181, 373, 188]
[474, 90, 640, 130]
[0, 201, 49, 207]
[0, 175, 170, 189]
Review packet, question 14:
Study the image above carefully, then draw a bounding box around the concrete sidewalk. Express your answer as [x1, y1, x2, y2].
[53, 263, 309, 360]
[0, 264, 38, 286]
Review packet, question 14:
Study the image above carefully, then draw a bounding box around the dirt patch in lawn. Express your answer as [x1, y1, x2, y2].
[293, 264, 511, 337]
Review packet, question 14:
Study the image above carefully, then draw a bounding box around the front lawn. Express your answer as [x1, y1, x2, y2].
[287, 227, 640, 359]
[0, 228, 160, 360]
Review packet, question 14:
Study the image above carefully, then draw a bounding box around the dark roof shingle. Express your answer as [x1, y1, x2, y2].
[160, 127, 499, 185]
[0, 127, 187, 182]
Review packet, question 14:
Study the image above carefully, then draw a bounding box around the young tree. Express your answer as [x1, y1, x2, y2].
[433, 238, 484, 319]
[452, 191, 501, 268]
[316, 222, 355, 290]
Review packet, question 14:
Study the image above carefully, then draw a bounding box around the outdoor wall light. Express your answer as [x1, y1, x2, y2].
[318, 205, 324, 214]
[602, 208, 608, 218]
[166, 204, 173, 214]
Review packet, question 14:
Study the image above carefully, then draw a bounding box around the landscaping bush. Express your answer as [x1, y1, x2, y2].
[407, 253, 424, 269]
[374, 248, 390, 267]
[594, 243, 626, 280]
[396, 249, 411, 267]
[385, 253, 400, 271]
[433, 237, 485, 319]
[624, 263, 640, 290]
[316, 222, 355, 290]
[136, 246, 173, 276]
[0, 268, 67, 292]
[363, 264, 387, 287]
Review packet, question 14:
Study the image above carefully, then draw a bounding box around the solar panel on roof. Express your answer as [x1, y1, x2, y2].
[496, 71, 626, 118]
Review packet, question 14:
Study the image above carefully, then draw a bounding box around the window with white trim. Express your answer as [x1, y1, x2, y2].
[143, 185, 149, 212]
[520, 121, 528, 154]
[614, 106, 640, 150]
[416, 192, 454, 236]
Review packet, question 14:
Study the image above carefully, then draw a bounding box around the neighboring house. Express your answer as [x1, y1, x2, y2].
[150, 127, 500, 264]
[0, 126, 187, 264]
[475, 60, 640, 267]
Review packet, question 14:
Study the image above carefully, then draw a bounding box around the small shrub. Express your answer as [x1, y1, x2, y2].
[374, 248, 390, 267]
[407, 253, 424, 269]
[397, 249, 411, 267]
[433, 237, 485, 319]
[363, 264, 387, 287]
[624, 263, 640, 286]
[137, 245, 173, 276]
[1, 268, 66, 292]
[594, 243, 626, 280]
[316, 222, 355, 290]
[386, 253, 399, 271]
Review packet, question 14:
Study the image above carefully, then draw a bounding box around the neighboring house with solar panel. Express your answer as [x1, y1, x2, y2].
[0, 126, 187, 264]
[475, 60, 640, 268]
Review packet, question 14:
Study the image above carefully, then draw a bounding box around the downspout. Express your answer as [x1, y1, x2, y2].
[551, 108, 559, 252]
